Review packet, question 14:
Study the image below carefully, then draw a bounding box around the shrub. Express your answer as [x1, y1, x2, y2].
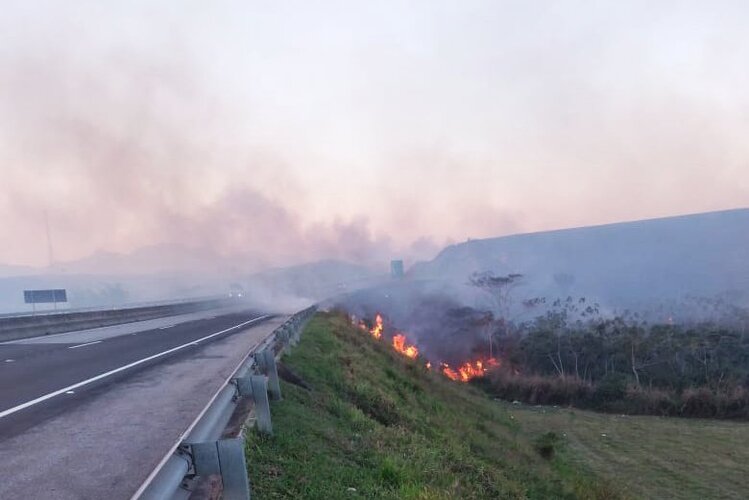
[488, 370, 593, 406]
[716, 386, 749, 418]
[593, 373, 628, 404]
[624, 386, 678, 416]
[487, 368, 749, 420]
[681, 387, 718, 418]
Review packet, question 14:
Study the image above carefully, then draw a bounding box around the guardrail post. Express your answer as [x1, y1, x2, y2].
[237, 375, 272, 435]
[290, 325, 298, 345]
[191, 438, 251, 500]
[278, 326, 289, 345]
[288, 324, 298, 346]
[251, 375, 272, 434]
[255, 349, 281, 400]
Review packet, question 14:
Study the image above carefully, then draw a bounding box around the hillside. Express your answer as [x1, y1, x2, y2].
[246, 312, 749, 499]
[246, 312, 617, 499]
[409, 208, 749, 311]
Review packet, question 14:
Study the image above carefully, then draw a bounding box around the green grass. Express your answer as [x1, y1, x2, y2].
[245, 312, 618, 499]
[504, 403, 749, 500]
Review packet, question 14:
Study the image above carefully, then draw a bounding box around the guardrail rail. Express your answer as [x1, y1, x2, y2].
[133, 305, 317, 500]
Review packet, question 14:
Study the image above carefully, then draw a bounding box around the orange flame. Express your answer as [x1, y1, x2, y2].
[440, 358, 498, 382]
[370, 314, 384, 339]
[352, 311, 498, 382]
[392, 333, 419, 359]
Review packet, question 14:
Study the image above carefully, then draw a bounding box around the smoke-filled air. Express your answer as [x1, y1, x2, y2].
[2, 1, 747, 271]
[0, 2, 747, 317]
[3, 3, 749, 499]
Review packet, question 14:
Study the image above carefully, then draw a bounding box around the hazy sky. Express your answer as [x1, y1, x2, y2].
[1, 1, 747, 269]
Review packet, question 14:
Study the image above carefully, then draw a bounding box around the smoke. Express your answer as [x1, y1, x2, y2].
[0, 45, 429, 272]
[2, 0, 748, 275]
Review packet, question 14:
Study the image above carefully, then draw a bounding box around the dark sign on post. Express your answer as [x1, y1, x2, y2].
[23, 289, 68, 304]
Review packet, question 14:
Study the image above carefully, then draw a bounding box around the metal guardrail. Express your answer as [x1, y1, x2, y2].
[132, 305, 317, 500]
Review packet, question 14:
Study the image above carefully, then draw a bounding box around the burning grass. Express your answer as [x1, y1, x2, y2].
[391, 333, 419, 359]
[354, 313, 497, 383]
[245, 311, 619, 499]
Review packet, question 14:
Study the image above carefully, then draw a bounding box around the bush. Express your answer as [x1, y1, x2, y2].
[623, 386, 678, 416]
[681, 387, 718, 418]
[593, 373, 628, 404]
[715, 386, 749, 418]
[488, 369, 593, 406]
[487, 369, 749, 420]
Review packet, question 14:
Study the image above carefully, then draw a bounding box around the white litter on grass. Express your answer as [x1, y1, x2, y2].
[601, 433, 607, 437]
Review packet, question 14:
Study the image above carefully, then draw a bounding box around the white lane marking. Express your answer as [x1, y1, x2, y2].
[0, 315, 270, 420]
[65, 391, 75, 395]
[131, 335, 269, 499]
[68, 340, 103, 349]
[158, 325, 176, 330]
[4, 359, 14, 363]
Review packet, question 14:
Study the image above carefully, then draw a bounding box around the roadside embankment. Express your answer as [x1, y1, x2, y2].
[245, 312, 618, 499]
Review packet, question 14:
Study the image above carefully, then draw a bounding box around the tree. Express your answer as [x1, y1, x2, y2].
[469, 272, 523, 325]
[469, 272, 524, 358]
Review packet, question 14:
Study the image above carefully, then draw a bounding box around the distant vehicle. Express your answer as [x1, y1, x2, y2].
[228, 283, 244, 299]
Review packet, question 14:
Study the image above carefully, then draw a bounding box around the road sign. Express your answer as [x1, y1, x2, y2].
[23, 289, 67, 304]
[390, 260, 404, 279]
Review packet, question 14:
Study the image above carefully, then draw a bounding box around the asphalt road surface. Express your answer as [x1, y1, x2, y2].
[0, 307, 281, 499]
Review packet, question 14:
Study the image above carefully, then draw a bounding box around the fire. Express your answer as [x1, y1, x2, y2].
[440, 358, 498, 383]
[352, 311, 498, 382]
[392, 333, 419, 359]
[370, 314, 384, 339]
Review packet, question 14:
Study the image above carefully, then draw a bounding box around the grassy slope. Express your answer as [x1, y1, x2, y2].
[245, 313, 616, 499]
[506, 404, 749, 500]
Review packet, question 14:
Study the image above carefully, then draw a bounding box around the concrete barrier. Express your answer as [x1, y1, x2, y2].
[0, 299, 232, 342]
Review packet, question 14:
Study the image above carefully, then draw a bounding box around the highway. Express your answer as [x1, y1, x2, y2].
[0, 306, 281, 499]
